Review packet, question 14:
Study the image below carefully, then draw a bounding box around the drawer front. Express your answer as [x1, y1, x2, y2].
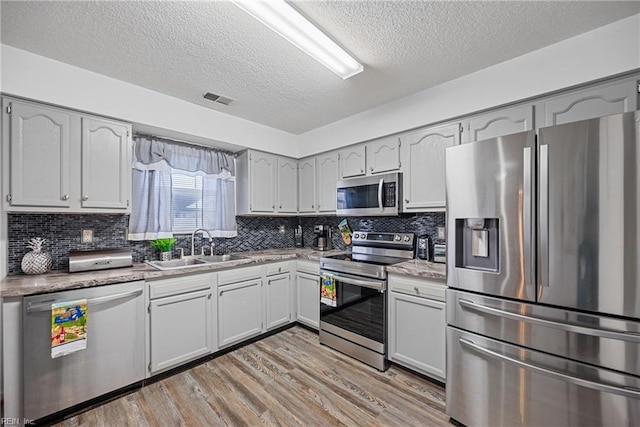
[149, 273, 212, 299]
[389, 274, 446, 301]
[447, 327, 640, 427]
[218, 265, 263, 285]
[266, 261, 291, 276]
[297, 260, 320, 276]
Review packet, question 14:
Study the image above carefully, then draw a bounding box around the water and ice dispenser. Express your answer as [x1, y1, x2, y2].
[455, 218, 499, 272]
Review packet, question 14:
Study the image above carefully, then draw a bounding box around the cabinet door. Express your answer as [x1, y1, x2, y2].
[277, 157, 298, 213]
[8, 101, 71, 207]
[249, 151, 277, 213]
[218, 279, 263, 347]
[401, 123, 460, 211]
[296, 272, 319, 330]
[316, 152, 338, 213]
[366, 136, 401, 174]
[149, 289, 213, 373]
[298, 157, 316, 213]
[81, 117, 131, 209]
[339, 145, 366, 179]
[464, 105, 534, 143]
[543, 79, 638, 127]
[388, 292, 446, 381]
[266, 273, 291, 330]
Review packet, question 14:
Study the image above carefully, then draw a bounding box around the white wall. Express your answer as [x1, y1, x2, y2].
[298, 13, 640, 157]
[0, 44, 299, 157]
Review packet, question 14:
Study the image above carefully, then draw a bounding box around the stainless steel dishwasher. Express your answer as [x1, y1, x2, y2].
[23, 280, 145, 421]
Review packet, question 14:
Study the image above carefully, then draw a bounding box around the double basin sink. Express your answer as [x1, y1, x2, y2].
[146, 254, 247, 271]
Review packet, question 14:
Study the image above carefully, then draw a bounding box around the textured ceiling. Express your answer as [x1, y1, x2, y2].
[1, 1, 639, 135]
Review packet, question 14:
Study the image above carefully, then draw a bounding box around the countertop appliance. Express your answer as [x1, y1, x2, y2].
[416, 235, 429, 260]
[23, 281, 145, 421]
[336, 172, 402, 216]
[294, 225, 304, 247]
[445, 112, 640, 426]
[432, 243, 446, 263]
[320, 231, 415, 370]
[68, 248, 133, 273]
[312, 224, 332, 251]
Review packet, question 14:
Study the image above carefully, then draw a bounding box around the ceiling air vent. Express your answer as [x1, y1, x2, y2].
[204, 92, 234, 106]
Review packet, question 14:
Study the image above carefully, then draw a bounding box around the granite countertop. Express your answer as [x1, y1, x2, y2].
[0, 247, 346, 297]
[386, 259, 447, 282]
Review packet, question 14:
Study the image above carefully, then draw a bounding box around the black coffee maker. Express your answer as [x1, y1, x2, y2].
[313, 225, 332, 251]
[416, 235, 429, 260]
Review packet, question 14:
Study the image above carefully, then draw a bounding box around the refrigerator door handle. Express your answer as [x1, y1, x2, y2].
[26, 289, 143, 313]
[458, 298, 640, 343]
[523, 146, 533, 288]
[458, 337, 640, 399]
[539, 144, 549, 288]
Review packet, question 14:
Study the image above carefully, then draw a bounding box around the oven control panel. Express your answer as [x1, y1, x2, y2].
[352, 231, 415, 247]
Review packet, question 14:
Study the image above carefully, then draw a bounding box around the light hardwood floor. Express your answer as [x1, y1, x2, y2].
[54, 326, 449, 426]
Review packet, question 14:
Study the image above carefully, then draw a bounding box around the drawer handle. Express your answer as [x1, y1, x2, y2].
[414, 286, 420, 294]
[82, 196, 89, 201]
[61, 194, 69, 201]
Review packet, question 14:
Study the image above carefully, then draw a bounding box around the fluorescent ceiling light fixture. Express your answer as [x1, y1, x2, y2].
[230, 0, 363, 79]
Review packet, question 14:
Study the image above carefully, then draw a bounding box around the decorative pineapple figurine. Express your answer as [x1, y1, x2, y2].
[21, 237, 53, 275]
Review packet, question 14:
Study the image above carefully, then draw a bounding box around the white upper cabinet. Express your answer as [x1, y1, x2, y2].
[81, 117, 131, 209]
[298, 157, 316, 213]
[7, 101, 71, 208]
[366, 136, 401, 174]
[540, 79, 638, 127]
[401, 122, 461, 211]
[249, 151, 277, 213]
[339, 145, 366, 179]
[463, 105, 534, 144]
[277, 157, 298, 213]
[3, 98, 132, 213]
[237, 150, 299, 215]
[316, 152, 338, 213]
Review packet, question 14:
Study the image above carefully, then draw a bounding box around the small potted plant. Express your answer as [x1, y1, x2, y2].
[150, 238, 177, 261]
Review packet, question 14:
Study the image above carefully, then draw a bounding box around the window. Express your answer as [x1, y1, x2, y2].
[171, 174, 204, 233]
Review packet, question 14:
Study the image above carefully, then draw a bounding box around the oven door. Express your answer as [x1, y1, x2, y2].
[319, 270, 386, 352]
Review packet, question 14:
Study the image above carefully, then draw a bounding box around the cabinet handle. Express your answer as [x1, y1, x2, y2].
[312, 204, 314, 209]
[82, 196, 89, 201]
[414, 286, 419, 294]
[279, 205, 282, 209]
[61, 194, 69, 201]
[278, 267, 282, 272]
[272, 204, 275, 209]
[370, 167, 373, 172]
[360, 169, 364, 173]
[219, 290, 224, 297]
[208, 293, 212, 299]
[405, 199, 409, 203]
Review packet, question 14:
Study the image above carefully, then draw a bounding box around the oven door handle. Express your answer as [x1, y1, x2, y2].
[324, 272, 385, 291]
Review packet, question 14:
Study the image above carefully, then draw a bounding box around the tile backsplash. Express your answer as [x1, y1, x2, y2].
[6, 212, 445, 274]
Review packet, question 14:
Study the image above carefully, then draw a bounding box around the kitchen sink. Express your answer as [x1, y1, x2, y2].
[196, 254, 246, 263]
[145, 257, 209, 270]
[145, 254, 247, 270]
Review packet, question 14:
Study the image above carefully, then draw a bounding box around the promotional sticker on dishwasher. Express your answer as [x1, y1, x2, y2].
[51, 299, 88, 358]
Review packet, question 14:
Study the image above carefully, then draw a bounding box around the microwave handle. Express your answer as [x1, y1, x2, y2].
[378, 178, 384, 212]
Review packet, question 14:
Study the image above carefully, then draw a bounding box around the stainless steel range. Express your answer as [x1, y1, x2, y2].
[319, 231, 415, 371]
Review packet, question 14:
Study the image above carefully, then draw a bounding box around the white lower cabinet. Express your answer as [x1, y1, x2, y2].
[266, 262, 292, 330]
[147, 274, 214, 375]
[218, 278, 263, 347]
[296, 265, 320, 330]
[388, 274, 446, 381]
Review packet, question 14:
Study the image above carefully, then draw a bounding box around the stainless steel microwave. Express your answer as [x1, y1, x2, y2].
[336, 172, 402, 216]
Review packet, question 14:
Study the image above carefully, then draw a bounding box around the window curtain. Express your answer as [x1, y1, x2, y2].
[128, 136, 237, 240]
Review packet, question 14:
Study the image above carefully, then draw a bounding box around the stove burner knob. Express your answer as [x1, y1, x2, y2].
[403, 236, 411, 242]
[394, 235, 401, 241]
[354, 233, 360, 239]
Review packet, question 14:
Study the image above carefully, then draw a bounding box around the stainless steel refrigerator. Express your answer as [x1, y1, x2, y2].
[445, 111, 640, 426]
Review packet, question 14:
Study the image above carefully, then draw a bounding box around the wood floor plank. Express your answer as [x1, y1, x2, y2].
[51, 326, 450, 427]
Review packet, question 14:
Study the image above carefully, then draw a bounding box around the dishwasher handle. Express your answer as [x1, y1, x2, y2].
[26, 289, 143, 313]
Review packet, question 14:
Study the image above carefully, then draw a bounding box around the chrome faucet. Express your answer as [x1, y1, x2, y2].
[191, 228, 213, 257]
